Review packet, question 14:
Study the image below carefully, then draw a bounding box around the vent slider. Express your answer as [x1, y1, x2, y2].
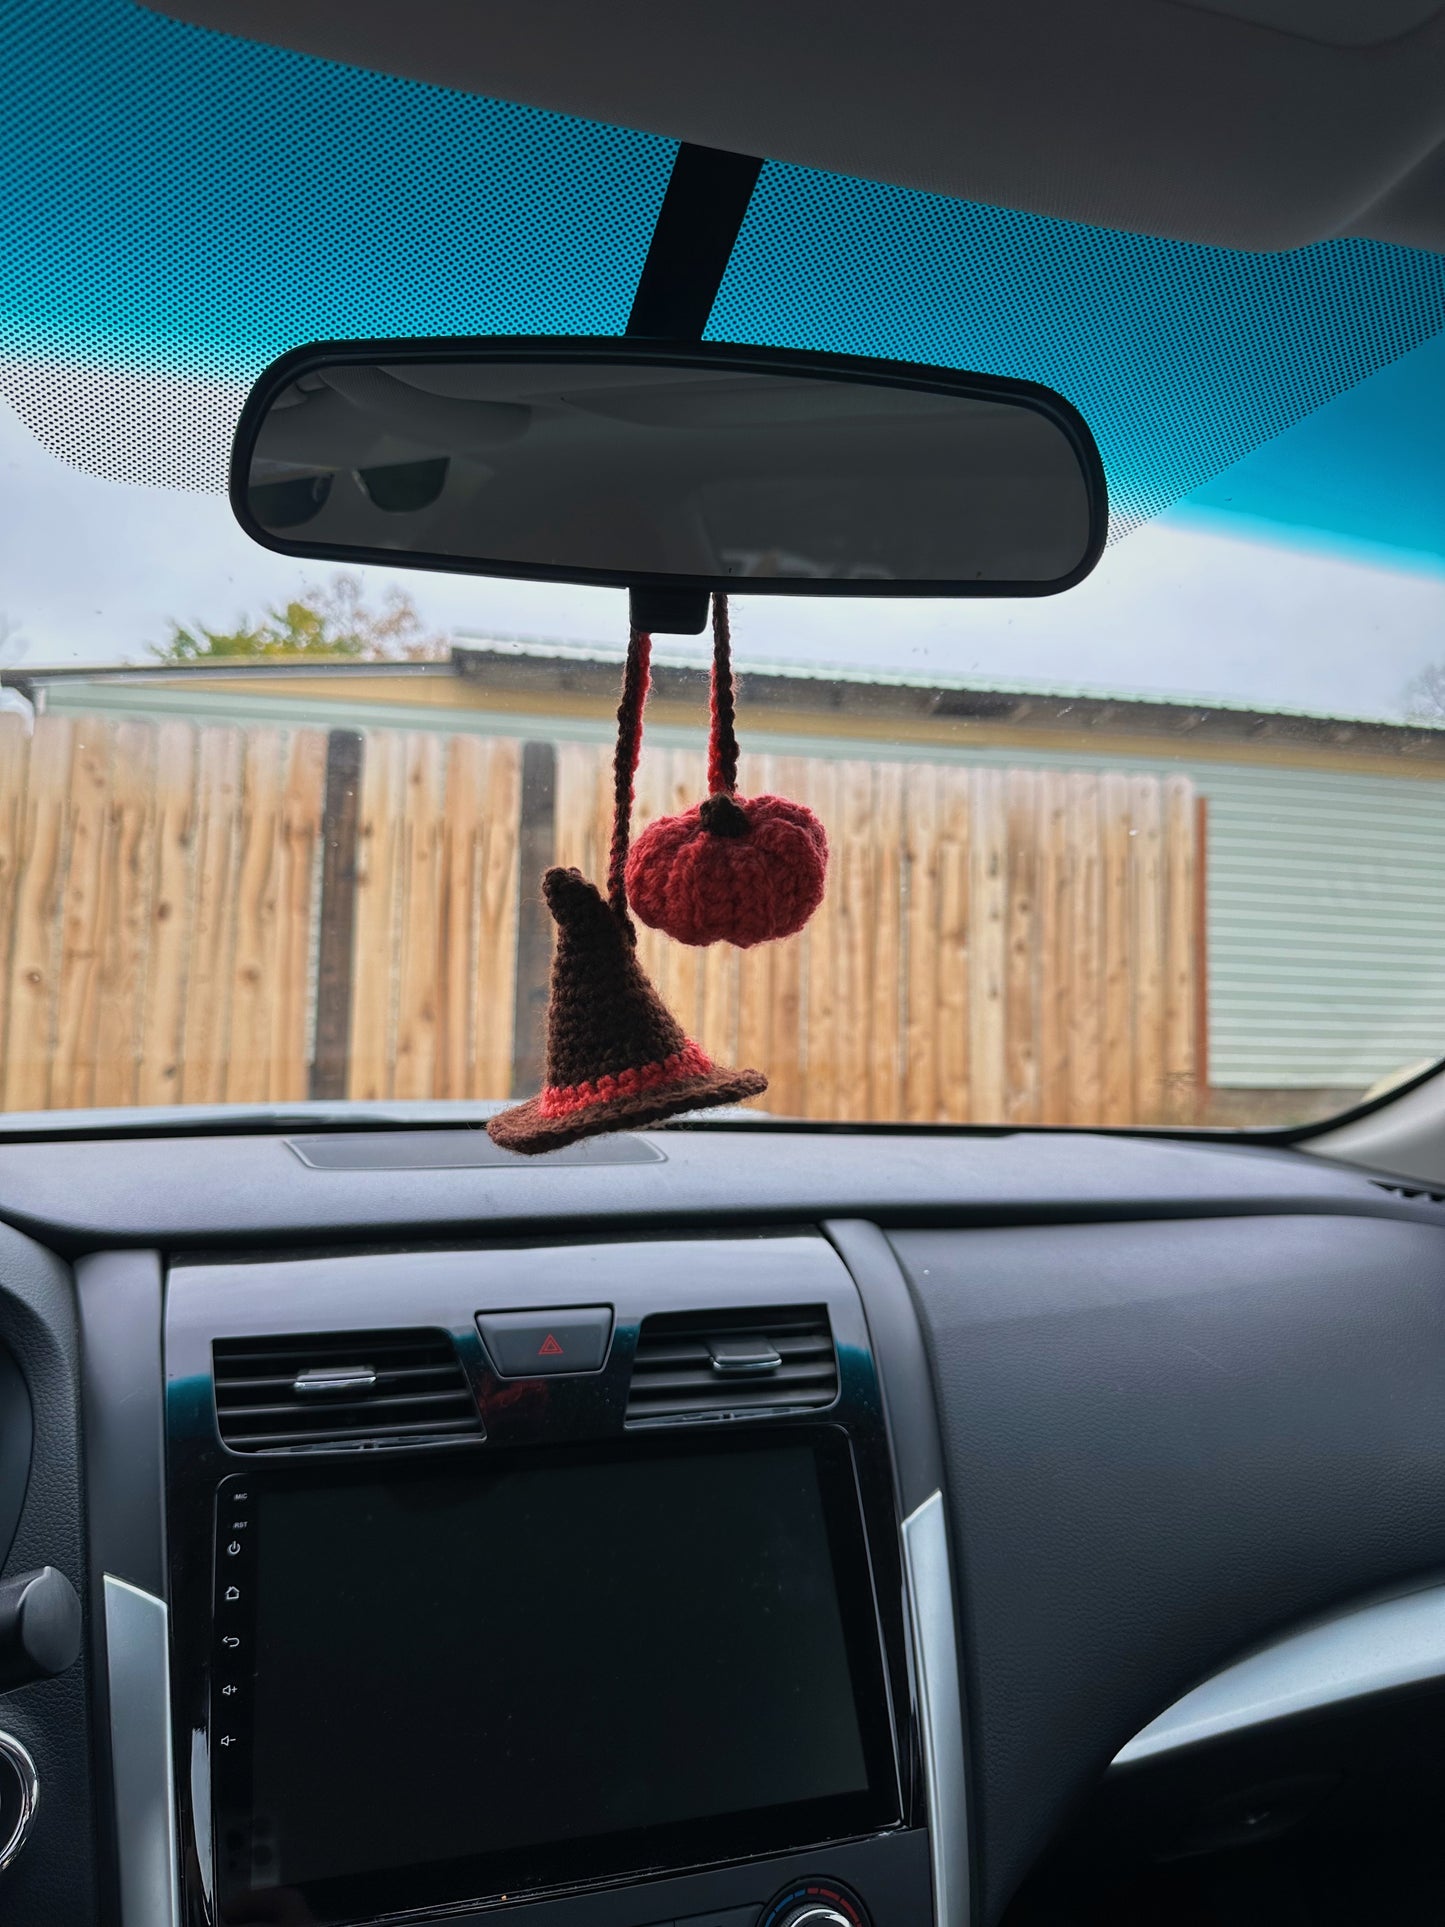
[294, 1365, 377, 1395]
[708, 1336, 783, 1375]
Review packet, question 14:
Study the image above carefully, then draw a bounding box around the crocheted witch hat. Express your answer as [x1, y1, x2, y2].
[488, 630, 767, 1155]
[487, 866, 767, 1152]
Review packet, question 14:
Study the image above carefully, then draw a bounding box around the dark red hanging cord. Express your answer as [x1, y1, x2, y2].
[707, 592, 739, 798]
[606, 627, 652, 924]
[699, 593, 748, 836]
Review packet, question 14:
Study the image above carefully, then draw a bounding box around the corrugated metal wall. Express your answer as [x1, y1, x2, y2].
[913, 746, 1445, 1091]
[938, 749, 1445, 1091]
[1198, 764, 1445, 1088]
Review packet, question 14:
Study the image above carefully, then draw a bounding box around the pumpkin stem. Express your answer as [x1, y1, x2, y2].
[698, 792, 750, 838]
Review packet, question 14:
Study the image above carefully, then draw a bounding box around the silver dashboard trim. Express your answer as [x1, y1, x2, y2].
[0, 1730, 38, 1871]
[104, 1575, 181, 1927]
[1114, 1578, 1445, 1767]
[902, 1490, 969, 1927]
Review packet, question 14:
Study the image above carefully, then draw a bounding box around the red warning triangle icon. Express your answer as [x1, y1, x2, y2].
[538, 1333, 565, 1357]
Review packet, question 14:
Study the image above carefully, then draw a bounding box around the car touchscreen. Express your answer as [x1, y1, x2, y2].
[212, 1430, 899, 1921]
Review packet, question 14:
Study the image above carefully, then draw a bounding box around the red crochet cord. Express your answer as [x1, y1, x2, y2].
[707, 593, 739, 798]
[607, 627, 652, 922]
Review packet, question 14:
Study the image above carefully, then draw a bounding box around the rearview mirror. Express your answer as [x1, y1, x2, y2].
[232, 338, 1107, 609]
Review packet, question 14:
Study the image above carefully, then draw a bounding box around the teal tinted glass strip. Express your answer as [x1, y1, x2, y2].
[0, 0, 675, 481]
[707, 163, 1445, 541]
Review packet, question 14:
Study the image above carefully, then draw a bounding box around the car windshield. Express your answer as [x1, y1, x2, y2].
[4, 0, 1445, 1133]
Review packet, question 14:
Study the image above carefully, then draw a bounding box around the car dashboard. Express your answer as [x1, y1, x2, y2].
[1, 1123, 1445, 1927]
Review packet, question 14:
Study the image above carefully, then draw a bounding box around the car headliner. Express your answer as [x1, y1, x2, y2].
[145, 0, 1445, 255]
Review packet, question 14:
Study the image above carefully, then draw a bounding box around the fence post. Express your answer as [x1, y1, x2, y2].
[510, 742, 557, 1097]
[310, 730, 364, 1101]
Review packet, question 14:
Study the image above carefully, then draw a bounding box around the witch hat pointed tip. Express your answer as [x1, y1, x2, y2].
[541, 865, 598, 914]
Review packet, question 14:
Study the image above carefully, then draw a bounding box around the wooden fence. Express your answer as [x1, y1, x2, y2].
[0, 713, 1204, 1123]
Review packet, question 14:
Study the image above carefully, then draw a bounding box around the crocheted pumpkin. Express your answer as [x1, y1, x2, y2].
[626, 790, 827, 948]
[624, 595, 829, 949]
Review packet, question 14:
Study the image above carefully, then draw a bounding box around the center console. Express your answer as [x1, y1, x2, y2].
[164, 1235, 941, 1927]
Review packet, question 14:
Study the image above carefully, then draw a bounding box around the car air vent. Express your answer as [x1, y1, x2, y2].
[625, 1305, 837, 1423]
[212, 1328, 481, 1453]
[1370, 1178, 1445, 1207]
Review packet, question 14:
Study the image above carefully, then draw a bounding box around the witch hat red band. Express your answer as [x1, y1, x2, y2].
[486, 866, 767, 1155]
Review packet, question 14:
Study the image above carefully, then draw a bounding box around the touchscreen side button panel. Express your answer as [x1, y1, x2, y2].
[214, 1480, 251, 1729]
[212, 1475, 262, 1896]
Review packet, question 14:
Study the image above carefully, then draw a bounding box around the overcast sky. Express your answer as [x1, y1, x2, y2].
[3, 389, 1444, 725]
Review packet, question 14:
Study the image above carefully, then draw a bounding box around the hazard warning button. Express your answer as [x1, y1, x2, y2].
[475, 1307, 612, 1378]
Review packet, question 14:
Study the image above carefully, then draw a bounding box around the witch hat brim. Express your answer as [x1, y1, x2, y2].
[488, 866, 767, 1155]
[488, 1063, 768, 1154]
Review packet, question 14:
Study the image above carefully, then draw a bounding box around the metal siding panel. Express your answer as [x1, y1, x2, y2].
[1203, 770, 1445, 1087]
[898, 749, 1445, 1092]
